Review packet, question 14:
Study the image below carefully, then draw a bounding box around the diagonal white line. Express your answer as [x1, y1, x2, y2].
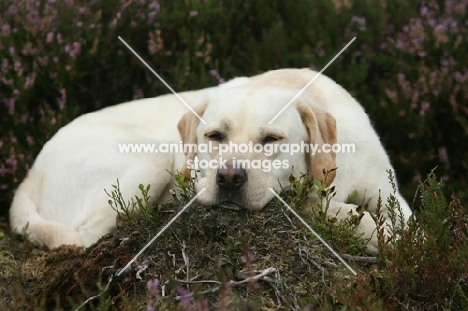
[268, 37, 356, 124]
[118, 36, 207, 124]
[268, 188, 358, 276]
[116, 188, 206, 276]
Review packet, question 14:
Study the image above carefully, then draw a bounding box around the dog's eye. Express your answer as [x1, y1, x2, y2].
[205, 131, 225, 142]
[262, 135, 282, 144]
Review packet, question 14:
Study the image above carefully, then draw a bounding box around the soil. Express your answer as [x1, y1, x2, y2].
[0, 200, 367, 310]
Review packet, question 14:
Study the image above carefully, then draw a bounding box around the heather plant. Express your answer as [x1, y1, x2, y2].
[367, 0, 468, 203]
[0, 0, 163, 214]
[379, 172, 468, 309]
[332, 172, 468, 310]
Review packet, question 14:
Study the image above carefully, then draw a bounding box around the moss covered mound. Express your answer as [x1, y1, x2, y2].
[0, 201, 362, 310]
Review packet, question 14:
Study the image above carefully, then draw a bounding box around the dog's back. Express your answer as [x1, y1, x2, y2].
[9, 88, 212, 248]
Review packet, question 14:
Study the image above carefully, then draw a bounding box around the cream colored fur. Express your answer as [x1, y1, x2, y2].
[10, 68, 412, 254]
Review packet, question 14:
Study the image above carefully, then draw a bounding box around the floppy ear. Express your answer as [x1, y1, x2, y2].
[296, 101, 337, 186]
[177, 103, 208, 179]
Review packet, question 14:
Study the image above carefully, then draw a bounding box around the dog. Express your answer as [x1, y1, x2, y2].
[10, 68, 412, 254]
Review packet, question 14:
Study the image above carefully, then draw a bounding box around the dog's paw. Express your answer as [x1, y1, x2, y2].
[28, 221, 83, 249]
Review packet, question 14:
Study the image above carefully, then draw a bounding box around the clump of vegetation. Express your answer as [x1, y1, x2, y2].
[331, 171, 468, 310]
[172, 171, 198, 202]
[279, 170, 368, 256]
[106, 181, 155, 224]
[0, 172, 466, 310]
[105, 180, 162, 244]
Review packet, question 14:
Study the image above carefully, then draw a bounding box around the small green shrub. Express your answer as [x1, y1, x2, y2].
[332, 172, 468, 310]
[172, 171, 198, 202]
[106, 180, 160, 241]
[279, 170, 367, 256]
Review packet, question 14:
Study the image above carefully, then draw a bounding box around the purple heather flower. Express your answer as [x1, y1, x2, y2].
[420, 101, 430, 115]
[2, 24, 11, 36]
[56, 33, 64, 43]
[241, 250, 254, 263]
[395, 39, 404, 49]
[69, 42, 81, 58]
[46, 32, 54, 43]
[3, 98, 15, 115]
[420, 6, 429, 16]
[146, 279, 160, 298]
[148, 11, 157, 24]
[438, 146, 450, 166]
[58, 88, 67, 109]
[6, 4, 17, 17]
[176, 286, 191, 309]
[5, 156, 17, 169]
[27, 136, 35, 146]
[2, 77, 13, 86]
[25, 73, 36, 88]
[450, 20, 458, 31]
[2, 59, 9, 71]
[350, 16, 366, 31]
[413, 172, 422, 183]
[149, 2, 161, 12]
[209, 69, 225, 84]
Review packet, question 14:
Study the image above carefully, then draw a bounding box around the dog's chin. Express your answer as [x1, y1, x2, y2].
[195, 177, 271, 212]
[217, 200, 265, 212]
[218, 201, 244, 211]
[212, 195, 268, 212]
[214, 192, 250, 211]
[196, 189, 257, 212]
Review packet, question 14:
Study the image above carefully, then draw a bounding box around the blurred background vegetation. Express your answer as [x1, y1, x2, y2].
[1, 0, 467, 217]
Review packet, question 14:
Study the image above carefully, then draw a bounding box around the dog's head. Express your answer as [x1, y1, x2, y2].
[177, 78, 337, 211]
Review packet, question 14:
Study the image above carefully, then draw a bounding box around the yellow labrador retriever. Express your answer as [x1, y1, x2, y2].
[10, 68, 412, 254]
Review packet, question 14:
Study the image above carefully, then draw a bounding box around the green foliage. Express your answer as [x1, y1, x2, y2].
[345, 189, 359, 205]
[279, 172, 315, 209]
[333, 171, 468, 310]
[383, 169, 407, 237]
[279, 170, 367, 255]
[105, 180, 160, 241]
[172, 171, 197, 202]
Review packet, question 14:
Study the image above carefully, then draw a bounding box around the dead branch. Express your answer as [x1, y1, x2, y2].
[341, 254, 377, 263]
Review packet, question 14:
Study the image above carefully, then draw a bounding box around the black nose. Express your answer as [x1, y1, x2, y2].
[216, 165, 248, 190]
